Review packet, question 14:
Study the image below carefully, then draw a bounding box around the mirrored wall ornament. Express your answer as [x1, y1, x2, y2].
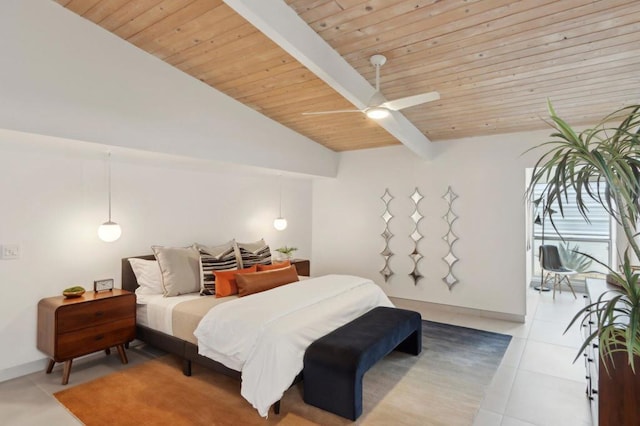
[409, 187, 424, 285]
[442, 186, 459, 290]
[380, 189, 395, 282]
[443, 229, 458, 245]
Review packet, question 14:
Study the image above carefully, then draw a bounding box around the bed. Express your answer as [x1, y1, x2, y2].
[122, 255, 394, 417]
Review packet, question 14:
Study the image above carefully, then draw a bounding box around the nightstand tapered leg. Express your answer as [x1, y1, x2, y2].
[46, 359, 55, 374]
[116, 344, 128, 364]
[62, 360, 73, 385]
[105, 347, 111, 355]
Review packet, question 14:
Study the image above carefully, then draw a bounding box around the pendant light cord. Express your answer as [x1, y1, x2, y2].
[107, 152, 112, 222]
[278, 175, 283, 217]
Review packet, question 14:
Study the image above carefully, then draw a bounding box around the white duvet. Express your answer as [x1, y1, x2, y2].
[193, 274, 393, 417]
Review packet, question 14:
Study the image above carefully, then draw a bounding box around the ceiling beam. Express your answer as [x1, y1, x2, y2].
[223, 0, 435, 159]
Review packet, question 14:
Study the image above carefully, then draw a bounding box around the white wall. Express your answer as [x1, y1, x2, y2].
[312, 131, 547, 318]
[0, 130, 312, 380]
[0, 0, 337, 177]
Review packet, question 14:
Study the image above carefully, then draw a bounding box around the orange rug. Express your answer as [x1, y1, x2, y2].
[54, 355, 324, 426]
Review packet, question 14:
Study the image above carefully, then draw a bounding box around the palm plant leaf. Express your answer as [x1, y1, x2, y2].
[564, 251, 640, 372]
[529, 101, 640, 371]
[526, 102, 640, 261]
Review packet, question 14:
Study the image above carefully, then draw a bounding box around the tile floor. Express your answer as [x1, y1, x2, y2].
[468, 288, 592, 426]
[0, 344, 165, 426]
[0, 288, 592, 425]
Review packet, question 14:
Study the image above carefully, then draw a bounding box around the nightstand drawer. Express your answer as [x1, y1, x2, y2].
[56, 317, 135, 359]
[57, 296, 134, 332]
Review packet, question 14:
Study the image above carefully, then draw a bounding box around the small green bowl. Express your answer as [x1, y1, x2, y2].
[63, 289, 85, 298]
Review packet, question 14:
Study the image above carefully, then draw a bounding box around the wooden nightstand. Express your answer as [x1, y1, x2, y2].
[37, 289, 135, 384]
[291, 258, 310, 276]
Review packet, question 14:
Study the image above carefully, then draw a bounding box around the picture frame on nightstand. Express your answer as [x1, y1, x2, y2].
[94, 278, 114, 292]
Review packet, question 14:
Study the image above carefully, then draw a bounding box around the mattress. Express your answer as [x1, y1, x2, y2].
[134, 277, 311, 335]
[136, 293, 234, 344]
[136, 303, 149, 328]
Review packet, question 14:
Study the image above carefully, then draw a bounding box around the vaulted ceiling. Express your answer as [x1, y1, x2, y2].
[56, 0, 640, 153]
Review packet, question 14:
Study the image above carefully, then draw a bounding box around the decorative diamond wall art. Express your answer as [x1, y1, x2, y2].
[441, 186, 459, 290]
[380, 188, 394, 282]
[409, 187, 424, 285]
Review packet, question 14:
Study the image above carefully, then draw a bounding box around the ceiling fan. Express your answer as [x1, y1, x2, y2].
[303, 54, 440, 120]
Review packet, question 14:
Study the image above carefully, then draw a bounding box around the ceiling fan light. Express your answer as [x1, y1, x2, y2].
[366, 107, 390, 119]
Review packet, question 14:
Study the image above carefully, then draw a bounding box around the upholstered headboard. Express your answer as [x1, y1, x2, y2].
[122, 255, 156, 293]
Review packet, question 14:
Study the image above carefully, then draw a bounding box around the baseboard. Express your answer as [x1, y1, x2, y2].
[389, 297, 525, 323]
[0, 358, 49, 383]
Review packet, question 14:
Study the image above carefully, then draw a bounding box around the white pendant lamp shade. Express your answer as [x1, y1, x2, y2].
[98, 221, 122, 242]
[274, 175, 287, 231]
[273, 217, 288, 231]
[98, 152, 121, 242]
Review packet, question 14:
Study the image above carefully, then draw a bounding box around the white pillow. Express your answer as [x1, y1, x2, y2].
[128, 258, 163, 296]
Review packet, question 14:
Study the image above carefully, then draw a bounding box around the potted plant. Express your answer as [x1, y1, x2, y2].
[558, 242, 592, 273]
[526, 101, 640, 371]
[275, 246, 298, 260]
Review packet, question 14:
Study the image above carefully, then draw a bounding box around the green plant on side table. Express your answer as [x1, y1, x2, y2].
[275, 246, 298, 260]
[526, 101, 640, 372]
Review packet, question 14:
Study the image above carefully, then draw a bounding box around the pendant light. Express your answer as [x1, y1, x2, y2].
[273, 175, 287, 231]
[98, 152, 122, 242]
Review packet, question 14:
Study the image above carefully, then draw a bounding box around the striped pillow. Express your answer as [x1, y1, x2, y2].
[195, 242, 238, 296]
[235, 239, 272, 269]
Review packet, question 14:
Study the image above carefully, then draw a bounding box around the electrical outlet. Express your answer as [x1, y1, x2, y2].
[1, 244, 20, 260]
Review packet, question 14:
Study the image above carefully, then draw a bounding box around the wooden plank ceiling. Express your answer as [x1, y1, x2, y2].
[57, 0, 640, 150]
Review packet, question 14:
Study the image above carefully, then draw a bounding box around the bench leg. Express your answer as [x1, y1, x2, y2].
[304, 365, 362, 421]
[394, 328, 422, 355]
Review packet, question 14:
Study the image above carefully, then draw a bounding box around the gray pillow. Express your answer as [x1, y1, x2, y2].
[152, 245, 200, 297]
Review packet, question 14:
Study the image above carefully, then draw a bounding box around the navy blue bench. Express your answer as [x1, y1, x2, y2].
[303, 307, 422, 420]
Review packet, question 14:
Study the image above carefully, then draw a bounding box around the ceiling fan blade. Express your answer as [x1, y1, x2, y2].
[381, 91, 440, 111]
[302, 109, 363, 115]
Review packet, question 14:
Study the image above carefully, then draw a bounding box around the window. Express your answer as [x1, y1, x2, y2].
[531, 182, 614, 281]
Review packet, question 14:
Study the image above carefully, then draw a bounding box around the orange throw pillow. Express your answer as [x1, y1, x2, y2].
[236, 266, 299, 297]
[214, 265, 258, 297]
[256, 260, 291, 272]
